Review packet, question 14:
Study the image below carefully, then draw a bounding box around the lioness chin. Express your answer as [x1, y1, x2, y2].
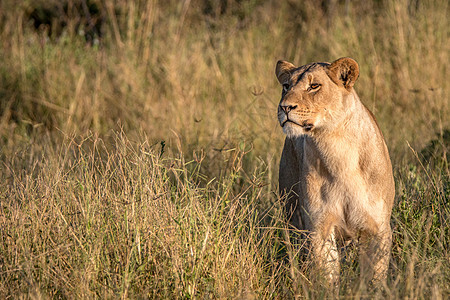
[276, 57, 394, 286]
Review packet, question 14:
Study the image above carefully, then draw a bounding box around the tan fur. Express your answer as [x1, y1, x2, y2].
[276, 57, 395, 285]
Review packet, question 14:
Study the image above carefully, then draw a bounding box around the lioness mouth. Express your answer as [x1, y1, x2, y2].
[282, 119, 298, 127]
[282, 120, 314, 132]
[302, 123, 314, 132]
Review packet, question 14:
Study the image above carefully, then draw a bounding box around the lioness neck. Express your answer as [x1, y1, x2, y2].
[300, 91, 387, 177]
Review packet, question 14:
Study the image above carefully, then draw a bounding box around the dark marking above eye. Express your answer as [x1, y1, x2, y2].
[295, 63, 318, 85]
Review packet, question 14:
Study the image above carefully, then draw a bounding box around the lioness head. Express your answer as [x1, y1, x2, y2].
[276, 57, 359, 137]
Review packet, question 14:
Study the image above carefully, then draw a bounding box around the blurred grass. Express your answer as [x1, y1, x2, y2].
[0, 0, 448, 298]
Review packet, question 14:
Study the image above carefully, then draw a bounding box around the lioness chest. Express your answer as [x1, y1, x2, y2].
[298, 136, 382, 237]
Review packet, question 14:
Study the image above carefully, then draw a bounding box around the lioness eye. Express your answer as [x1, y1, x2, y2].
[282, 83, 290, 92]
[310, 83, 321, 89]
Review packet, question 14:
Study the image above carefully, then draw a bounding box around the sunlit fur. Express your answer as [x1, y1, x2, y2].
[276, 58, 395, 286]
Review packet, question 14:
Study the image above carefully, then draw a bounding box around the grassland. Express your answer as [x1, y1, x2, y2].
[0, 0, 448, 298]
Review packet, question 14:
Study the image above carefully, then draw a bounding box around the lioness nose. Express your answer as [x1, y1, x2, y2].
[280, 105, 297, 113]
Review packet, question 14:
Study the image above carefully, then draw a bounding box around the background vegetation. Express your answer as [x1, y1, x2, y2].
[0, 0, 448, 298]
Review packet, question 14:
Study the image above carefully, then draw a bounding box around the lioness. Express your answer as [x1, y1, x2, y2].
[276, 57, 394, 285]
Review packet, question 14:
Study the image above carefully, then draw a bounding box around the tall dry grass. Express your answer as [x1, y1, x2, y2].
[0, 0, 448, 298]
[0, 133, 281, 298]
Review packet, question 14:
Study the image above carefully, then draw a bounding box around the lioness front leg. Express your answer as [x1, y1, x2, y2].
[359, 224, 392, 284]
[311, 228, 340, 286]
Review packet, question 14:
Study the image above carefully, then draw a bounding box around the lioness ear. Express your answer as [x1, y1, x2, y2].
[276, 60, 296, 84]
[326, 57, 359, 91]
